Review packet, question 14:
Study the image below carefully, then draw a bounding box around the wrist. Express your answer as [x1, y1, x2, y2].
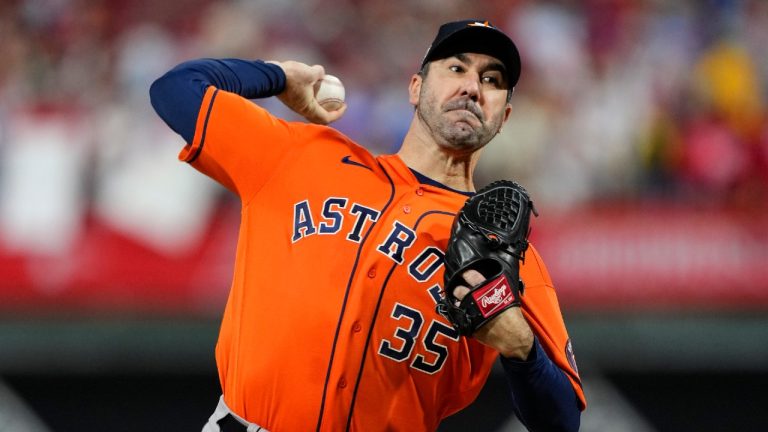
[499, 328, 534, 360]
[501, 336, 542, 366]
[475, 307, 534, 360]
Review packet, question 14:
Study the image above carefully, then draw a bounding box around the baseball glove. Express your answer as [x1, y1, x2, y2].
[437, 180, 537, 336]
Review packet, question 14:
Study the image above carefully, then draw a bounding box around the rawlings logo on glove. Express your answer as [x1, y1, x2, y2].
[475, 275, 512, 312]
[437, 180, 537, 336]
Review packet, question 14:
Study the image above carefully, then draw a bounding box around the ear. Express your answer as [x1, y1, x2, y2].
[497, 103, 513, 134]
[408, 73, 422, 106]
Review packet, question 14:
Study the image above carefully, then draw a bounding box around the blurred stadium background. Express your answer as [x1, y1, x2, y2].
[1, 0, 767, 430]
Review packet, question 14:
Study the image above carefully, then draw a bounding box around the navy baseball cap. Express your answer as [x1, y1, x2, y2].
[421, 19, 521, 88]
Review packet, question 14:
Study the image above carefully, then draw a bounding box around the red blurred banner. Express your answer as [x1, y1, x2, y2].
[1, 202, 766, 314]
[531, 203, 768, 310]
[0, 205, 240, 315]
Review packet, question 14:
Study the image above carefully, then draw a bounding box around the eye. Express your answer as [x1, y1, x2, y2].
[449, 64, 465, 73]
[482, 73, 503, 87]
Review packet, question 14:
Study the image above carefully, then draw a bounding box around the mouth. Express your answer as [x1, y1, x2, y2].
[444, 100, 484, 124]
[447, 108, 482, 126]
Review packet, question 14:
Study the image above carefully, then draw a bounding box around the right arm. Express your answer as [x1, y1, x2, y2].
[149, 59, 287, 143]
[149, 58, 345, 143]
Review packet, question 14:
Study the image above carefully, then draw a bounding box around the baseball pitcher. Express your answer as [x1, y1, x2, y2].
[150, 19, 585, 432]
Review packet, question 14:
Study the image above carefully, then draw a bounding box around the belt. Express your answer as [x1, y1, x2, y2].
[218, 413, 266, 432]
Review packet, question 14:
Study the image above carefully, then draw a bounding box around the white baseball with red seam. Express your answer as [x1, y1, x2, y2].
[314, 74, 345, 111]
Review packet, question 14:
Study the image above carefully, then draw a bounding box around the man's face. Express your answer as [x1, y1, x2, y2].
[411, 52, 512, 153]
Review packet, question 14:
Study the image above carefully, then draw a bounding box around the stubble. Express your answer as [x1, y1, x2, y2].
[416, 83, 505, 153]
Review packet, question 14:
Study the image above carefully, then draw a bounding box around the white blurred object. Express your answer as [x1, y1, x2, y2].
[0, 379, 52, 432]
[0, 111, 86, 255]
[88, 23, 222, 256]
[92, 104, 220, 256]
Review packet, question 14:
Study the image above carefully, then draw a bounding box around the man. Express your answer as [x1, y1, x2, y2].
[150, 19, 585, 432]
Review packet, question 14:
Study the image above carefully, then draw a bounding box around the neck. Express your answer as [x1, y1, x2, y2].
[397, 116, 479, 192]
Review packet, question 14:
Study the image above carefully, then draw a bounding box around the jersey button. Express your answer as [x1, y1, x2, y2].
[352, 322, 362, 332]
[416, 188, 424, 196]
[338, 377, 347, 388]
[403, 205, 411, 214]
[367, 268, 376, 278]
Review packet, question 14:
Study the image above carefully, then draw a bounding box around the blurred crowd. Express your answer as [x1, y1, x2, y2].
[1, 0, 767, 255]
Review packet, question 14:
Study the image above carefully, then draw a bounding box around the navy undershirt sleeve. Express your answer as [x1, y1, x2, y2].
[149, 59, 286, 143]
[500, 337, 581, 431]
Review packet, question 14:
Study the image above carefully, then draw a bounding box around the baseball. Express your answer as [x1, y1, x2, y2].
[314, 74, 345, 111]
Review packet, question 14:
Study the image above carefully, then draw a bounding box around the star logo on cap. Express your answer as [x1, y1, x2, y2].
[468, 21, 493, 29]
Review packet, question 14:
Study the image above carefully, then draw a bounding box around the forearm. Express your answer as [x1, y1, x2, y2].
[501, 338, 581, 432]
[149, 58, 286, 142]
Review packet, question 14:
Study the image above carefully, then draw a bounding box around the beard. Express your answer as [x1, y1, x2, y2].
[416, 83, 505, 152]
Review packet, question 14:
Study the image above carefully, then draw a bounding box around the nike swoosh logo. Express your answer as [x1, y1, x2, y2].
[341, 155, 372, 171]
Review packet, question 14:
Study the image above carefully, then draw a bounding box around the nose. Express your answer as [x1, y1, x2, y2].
[459, 73, 481, 102]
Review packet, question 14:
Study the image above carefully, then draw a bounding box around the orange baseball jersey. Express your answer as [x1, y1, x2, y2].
[179, 86, 585, 431]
